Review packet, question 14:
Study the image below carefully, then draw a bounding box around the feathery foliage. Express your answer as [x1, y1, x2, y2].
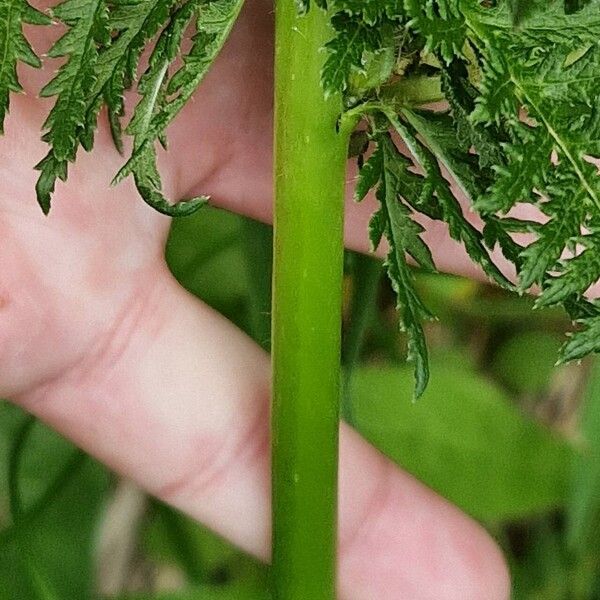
[330, 0, 600, 394]
[3, 0, 600, 395]
[357, 132, 435, 397]
[112, 0, 244, 215]
[0, 0, 50, 133]
[15, 0, 243, 214]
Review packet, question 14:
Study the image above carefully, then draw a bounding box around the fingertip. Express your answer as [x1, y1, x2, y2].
[487, 542, 512, 600]
[444, 517, 511, 600]
[338, 427, 511, 599]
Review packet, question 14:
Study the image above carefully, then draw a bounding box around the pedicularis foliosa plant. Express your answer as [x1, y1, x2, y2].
[2, 0, 600, 597]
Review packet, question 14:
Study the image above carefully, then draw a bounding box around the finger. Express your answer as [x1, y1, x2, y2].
[0, 111, 171, 397]
[202, 154, 518, 285]
[159, 0, 516, 286]
[15, 273, 509, 599]
[17, 0, 519, 289]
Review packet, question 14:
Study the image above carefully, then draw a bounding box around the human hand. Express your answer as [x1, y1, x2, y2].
[1, 1, 510, 597]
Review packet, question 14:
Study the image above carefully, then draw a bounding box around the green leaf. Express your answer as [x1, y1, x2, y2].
[537, 234, 600, 308]
[40, 0, 109, 162]
[117, 0, 244, 216]
[26, 0, 241, 214]
[0, 0, 50, 133]
[350, 355, 576, 521]
[355, 141, 382, 203]
[476, 125, 553, 214]
[470, 52, 518, 125]
[343, 0, 600, 377]
[0, 404, 109, 600]
[519, 177, 587, 291]
[34, 153, 68, 215]
[560, 316, 600, 363]
[386, 108, 513, 290]
[378, 136, 437, 274]
[400, 108, 488, 201]
[322, 14, 388, 97]
[439, 59, 505, 169]
[491, 331, 562, 395]
[90, 0, 178, 152]
[34, 0, 114, 211]
[331, 0, 403, 24]
[166, 206, 260, 330]
[404, 0, 465, 64]
[359, 133, 436, 398]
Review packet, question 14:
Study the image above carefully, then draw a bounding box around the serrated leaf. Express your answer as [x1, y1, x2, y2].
[34, 153, 68, 215]
[519, 179, 587, 291]
[355, 142, 382, 202]
[92, 0, 178, 152]
[0, 0, 50, 133]
[118, 0, 244, 216]
[560, 317, 600, 363]
[331, 0, 404, 24]
[40, 0, 108, 162]
[34, 0, 111, 211]
[537, 235, 600, 308]
[27, 0, 236, 215]
[439, 59, 505, 169]
[378, 135, 436, 273]
[404, 0, 465, 64]
[482, 217, 525, 270]
[477, 125, 553, 214]
[321, 15, 383, 97]
[384, 107, 513, 290]
[368, 204, 386, 251]
[363, 133, 436, 398]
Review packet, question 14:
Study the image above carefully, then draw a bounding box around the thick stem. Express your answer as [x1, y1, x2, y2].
[271, 3, 351, 598]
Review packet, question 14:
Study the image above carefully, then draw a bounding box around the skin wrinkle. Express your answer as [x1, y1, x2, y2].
[338, 450, 393, 556]
[16, 267, 172, 405]
[23, 365, 175, 503]
[0, 222, 72, 395]
[157, 384, 271, 503]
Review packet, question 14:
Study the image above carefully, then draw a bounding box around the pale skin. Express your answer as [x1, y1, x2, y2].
[0, 1, 511, 598]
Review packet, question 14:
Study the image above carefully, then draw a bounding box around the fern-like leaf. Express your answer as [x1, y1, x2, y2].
[0, 0, 50, 133]
[561, 316, 600, 363]
[115, 0, 244, 215]
[386, 108, 513, 290]
[404, 0, 465, 64]
[357, 132, 436, 398]
[34, 0, 110, 212]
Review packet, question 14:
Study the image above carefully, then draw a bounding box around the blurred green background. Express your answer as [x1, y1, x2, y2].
[1, 207, 600, 599]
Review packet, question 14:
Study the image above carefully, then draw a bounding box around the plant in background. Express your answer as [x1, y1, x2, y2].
[2, 0, 600, 597]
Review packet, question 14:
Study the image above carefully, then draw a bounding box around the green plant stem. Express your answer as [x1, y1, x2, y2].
[381, 74, 444, 107]
[272, 3, 352, 598]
